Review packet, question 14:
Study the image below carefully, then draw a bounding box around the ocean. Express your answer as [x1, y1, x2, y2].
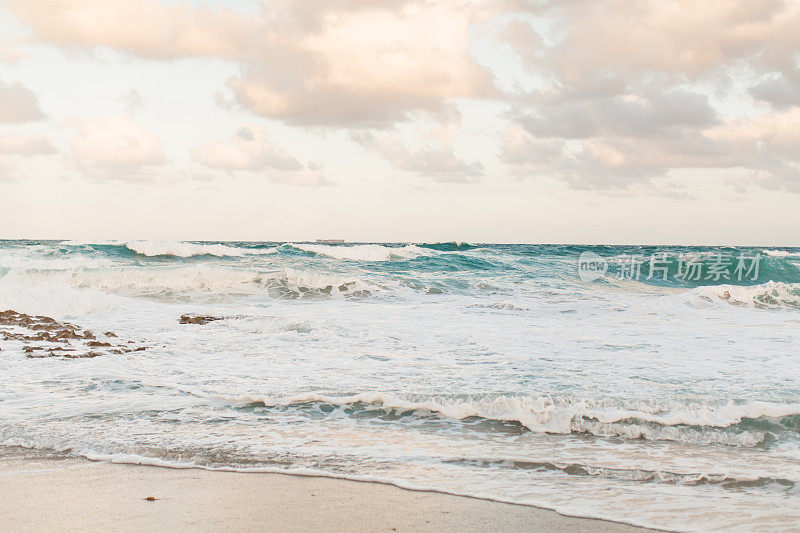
[1, 240, 798, 531]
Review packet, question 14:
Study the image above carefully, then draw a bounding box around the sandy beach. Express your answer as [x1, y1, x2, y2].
[0, 446, 653, 532]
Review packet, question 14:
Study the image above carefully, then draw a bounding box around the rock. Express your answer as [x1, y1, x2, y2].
[179, 314, 223, 325]
[1, 309, 147, 359]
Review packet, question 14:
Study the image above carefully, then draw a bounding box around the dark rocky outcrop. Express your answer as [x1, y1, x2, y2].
[0, 309, 147, 359]
[179, 314, 225, 325]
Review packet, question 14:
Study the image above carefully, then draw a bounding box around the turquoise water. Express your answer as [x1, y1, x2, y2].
[1, 240, 799, 531]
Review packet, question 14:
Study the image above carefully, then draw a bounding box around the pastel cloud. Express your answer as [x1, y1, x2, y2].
[4, 0, 800, 193]
[7, 0, 495, 128]
[352, 130, 483, 183]
[0, 133, 57, 155]
[499, 0, 800, 192]
[193, 125, 327, 186]
[0, 80, 45, 123]
[69, 115, 167, 180]
[5, 0, 252, 59]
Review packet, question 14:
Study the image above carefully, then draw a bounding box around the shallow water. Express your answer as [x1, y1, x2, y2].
[1, 240, 799, 531]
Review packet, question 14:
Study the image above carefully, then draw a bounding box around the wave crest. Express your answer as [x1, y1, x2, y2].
[698, 281, 800, 310]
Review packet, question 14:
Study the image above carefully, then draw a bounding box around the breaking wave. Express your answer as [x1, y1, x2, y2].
[762, 249, 800, 258]
[208, 392, 800, 447]
[0, 266, 377, 300]
[698, 281, 800, 310]
[284, 243, 429, 261]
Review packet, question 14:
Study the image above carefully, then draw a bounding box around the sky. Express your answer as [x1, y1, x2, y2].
[0, 0, 799, 244]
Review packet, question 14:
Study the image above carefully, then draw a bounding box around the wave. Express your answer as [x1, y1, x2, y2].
[447, 457, 795, 491]
[698, 281, 800, 310]
[1, 265, 264, 295]
[762, 249, 800, 258]
[418, 241, 479, 252]
[0, 251, 116, 270]
[267, 267, 377, 299]
[470, 300, 529, 311]
[125, 241, 275, 258]
[60, 239, 125, 246]
[598, 251, 800, 288]
[206, 392, 800, 447]
[284, 243, 429, 261]
[59, 240, 277, 258]
[0, 265, 378, 300]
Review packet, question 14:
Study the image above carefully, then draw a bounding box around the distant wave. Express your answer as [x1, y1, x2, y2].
[0, 250, 116, 270]
[60, 239, 124, 246]
[61, 240, 277, 258]
[125, 241, 276, 258]
[285, 243, 430, 261]
[418, 241, 479, 252]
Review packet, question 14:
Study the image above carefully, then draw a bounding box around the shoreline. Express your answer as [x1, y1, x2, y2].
[0, 446, 657, 532]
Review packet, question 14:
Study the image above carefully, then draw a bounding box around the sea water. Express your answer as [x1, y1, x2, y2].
[0, 241, 798, 531]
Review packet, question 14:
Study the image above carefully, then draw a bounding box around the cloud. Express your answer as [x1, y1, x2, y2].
[503, 109, 800, 192]
[515, 86, 718, 139]
[508, 1, 799, 81]
[193, 124, 328, 186]
[229, 3, 495, 127]
[750, 74, 800, 109]
[498, 1, 800, 192]
[5, 0, 253, 60]
[0, 80, 45, 122]
[0, 132, 56, 183]
[0, 47, 26, 63]
[0, 133, 57, 155]
[7, 0, 800, 193]
[353, 130, 483, 183]
[8, 0, 496, 128]
[68, 114, 167, 180]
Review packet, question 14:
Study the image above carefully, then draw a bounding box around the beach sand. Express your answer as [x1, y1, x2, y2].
[0, 446, 654, 532]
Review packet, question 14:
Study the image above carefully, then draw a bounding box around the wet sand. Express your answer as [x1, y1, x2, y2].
[0, 446, 656, 532]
